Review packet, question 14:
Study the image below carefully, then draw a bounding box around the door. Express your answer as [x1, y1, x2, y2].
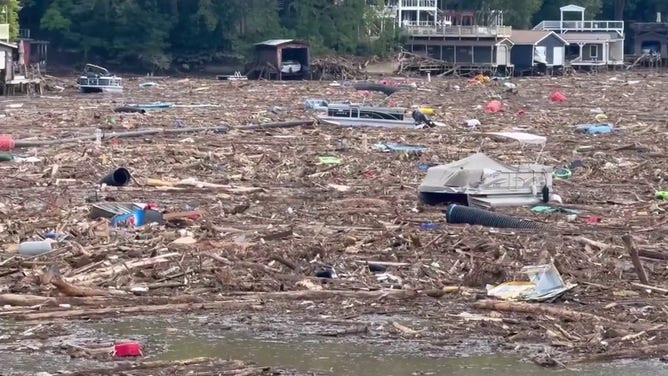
[496, 45, 508, 66]
[534, 46, 547, 64]
[553, 46, 564, 66]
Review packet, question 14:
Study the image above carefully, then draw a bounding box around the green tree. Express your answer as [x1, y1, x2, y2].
[1, 0, 21, 40]
[533, 0, 603, 25]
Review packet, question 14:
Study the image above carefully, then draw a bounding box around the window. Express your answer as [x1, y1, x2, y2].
[589, 45, 599, 59]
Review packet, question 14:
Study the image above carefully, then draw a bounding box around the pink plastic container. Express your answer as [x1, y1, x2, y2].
[114, 342, 143, 357]
[0, 135, 15, 151]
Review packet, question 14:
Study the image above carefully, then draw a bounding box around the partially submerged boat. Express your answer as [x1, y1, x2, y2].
[78, 64, 123, 94]
[419, 153, 553, 209]
[216, 71, 248, 81]
[317, 103, 433, 129]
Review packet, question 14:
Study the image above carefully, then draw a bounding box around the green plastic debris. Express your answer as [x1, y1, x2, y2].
[531, 206, 579, 215]
[656, 191, 668, 200]
[553, 168, 572, 179]
[0, 154, 14, 162]
[318, 156, 342, 165]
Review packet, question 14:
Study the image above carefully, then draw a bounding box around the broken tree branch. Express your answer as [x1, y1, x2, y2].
[622, 235, 649, 284]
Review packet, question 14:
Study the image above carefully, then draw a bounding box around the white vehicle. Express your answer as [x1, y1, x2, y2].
[280, 60, 301, 74]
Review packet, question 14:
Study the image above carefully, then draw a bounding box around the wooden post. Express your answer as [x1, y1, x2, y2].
[622, 235, 649, 284]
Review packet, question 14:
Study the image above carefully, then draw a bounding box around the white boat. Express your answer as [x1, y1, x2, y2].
[78, 64, 123, 94]
[317, 103, 430, 129]
[216, 71, 248, 81]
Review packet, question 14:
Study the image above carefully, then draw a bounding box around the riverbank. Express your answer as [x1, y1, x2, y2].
[1, 71, 668, 373]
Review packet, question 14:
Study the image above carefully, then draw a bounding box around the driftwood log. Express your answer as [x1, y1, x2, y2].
[473, 300, 613, 322]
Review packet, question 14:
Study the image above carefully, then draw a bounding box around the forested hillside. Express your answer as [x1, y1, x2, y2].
[6, 0, 668, 70]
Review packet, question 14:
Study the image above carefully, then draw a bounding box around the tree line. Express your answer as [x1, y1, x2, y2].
[7, 0, 668, 71]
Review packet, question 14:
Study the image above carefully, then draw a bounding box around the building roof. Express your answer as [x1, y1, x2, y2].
[510, 30, 568, 45]
[560, 4, 586, 12]
[561, 32, 619, 42]
[0, 41, 17, 50]
[254, 39, 308, 47]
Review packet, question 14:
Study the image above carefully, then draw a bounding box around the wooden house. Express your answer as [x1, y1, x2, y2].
[387, 1, 513, 75]
[510, 30, 569, 75]
[533, 4, 624, 70]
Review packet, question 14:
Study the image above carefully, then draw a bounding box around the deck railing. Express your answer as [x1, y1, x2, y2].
[400, 0, 436, 8]
[19, 28, 31, 39]
[404, 24, 511, 38]
[533, 20, 624, 34]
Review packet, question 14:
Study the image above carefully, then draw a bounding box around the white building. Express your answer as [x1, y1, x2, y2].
[533, 4, 624, 68]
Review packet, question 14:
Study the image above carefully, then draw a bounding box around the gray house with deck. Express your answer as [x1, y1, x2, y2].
[510, 30, 569, 75]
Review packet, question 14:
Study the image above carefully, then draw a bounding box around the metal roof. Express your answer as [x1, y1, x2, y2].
[561, 32, 619, 42]
[560, 4, 586, 12]
[0, 41, 17, 50]
[511, 30, 550, 44]
[254, 39, 305, 47]
[510, 30, 569, 45]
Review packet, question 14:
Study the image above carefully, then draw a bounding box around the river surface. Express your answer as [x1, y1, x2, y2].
[1, 314, 666, 375]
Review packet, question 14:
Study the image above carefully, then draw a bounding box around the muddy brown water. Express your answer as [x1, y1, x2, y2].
[1, 315, 666, 375]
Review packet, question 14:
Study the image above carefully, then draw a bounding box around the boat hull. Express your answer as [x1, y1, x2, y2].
[318, 115, 416, 129]
[79, 85, 123, 94]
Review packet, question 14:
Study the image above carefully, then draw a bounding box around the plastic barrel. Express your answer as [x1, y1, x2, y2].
[446, 204, 541, 229]
[100, 168, 132, 186]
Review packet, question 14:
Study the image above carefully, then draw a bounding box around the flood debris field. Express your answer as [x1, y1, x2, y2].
[1, 72, 668, 373]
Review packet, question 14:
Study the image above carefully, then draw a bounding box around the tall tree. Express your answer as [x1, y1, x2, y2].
[533, 0, 603, 25]
[1, 0, 21, 39]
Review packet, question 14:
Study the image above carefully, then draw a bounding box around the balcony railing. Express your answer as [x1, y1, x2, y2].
[403, 24, 512, 38]
[19, 28, 31, 39]
[400, 0, 436, 8]
[533, 20, 624, 34]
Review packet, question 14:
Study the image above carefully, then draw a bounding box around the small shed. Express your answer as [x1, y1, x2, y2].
[510, 30, 568, 74]
[253, 39, 310, 80]
[0, 41, 17, 86]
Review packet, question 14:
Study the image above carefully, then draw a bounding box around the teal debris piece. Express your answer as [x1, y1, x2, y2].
[374, 143, 427, 153]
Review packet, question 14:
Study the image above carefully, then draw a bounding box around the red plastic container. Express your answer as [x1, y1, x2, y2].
[114, 342, 143, 357]
[0, 135, 15, 151]
[485, 100, 502, 113]
[550, 91, 567, 103]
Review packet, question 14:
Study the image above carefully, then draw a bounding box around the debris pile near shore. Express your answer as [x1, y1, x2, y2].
[1, 72, 668, 367]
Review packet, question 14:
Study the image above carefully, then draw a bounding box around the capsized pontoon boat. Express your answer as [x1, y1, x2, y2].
[419, 153, 553, 209]
[78, 64, 123, 94]
[317, 103, 433, 129]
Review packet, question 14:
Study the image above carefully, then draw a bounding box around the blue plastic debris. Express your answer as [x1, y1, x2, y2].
[575, 123, 613, 135]
[420, 222, 440, 231]
[418, 163, 435, 171]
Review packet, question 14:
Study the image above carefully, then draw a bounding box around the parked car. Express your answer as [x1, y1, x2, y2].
[280, 60, 301, 74]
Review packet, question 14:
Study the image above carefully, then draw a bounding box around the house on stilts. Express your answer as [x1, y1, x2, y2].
[532, 4, 624, 72]
[386, 0, 514, 76]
